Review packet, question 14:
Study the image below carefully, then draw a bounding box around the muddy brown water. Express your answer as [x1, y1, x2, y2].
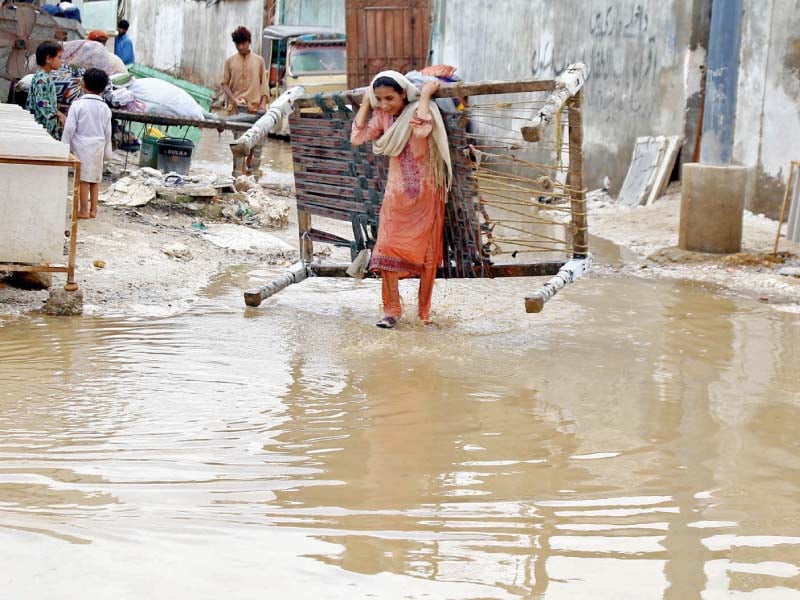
[1, 266, 799, 599]
[2, 133, 800, 598]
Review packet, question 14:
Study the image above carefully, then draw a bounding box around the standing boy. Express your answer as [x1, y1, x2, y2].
[114, 19, 135, 66]
[221, 26, 269, 174]
[26, 41, 66, 139]
[61, 68, 113, 219]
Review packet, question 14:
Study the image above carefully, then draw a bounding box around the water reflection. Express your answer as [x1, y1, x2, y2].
[0, 273, 798, 598]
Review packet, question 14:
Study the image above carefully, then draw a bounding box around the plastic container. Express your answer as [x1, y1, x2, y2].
[138, 135, 160, 168]
[157, 138, 195, 175]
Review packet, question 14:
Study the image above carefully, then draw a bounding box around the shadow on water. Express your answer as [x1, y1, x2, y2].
[1, 245, 799, 596]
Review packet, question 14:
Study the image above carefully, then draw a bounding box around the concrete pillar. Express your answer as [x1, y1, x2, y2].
[699, 0, 743, 165]
[680, 0, 746, 254]
[679, 163, 748, 253]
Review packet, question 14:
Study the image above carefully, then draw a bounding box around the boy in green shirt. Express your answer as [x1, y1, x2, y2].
[26, 41, 66, 139]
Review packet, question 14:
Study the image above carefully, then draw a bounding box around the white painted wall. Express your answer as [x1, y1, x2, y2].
[127, 0, 264, 88]
[68, 0, 118, 32]
[733, 0, 800, 215]
[432, 0, 702, 195]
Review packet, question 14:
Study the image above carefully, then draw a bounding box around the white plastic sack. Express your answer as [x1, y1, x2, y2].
[61, 40, 128, 76]
[128, 78, 205, 121]
[109, 88, 135, 107]
[16, 74, 33, 92]
[26, 40, 127, 77]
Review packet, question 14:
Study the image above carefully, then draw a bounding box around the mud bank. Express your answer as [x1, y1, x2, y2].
[0, 199, 297, 318]
[588, 183, 800, 311]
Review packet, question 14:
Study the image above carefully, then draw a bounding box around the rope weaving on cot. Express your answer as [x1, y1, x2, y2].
[288, 87, 587, 273]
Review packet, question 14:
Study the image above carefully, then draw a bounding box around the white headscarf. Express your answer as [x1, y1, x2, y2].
[367, 70, 452, 191]
[367, 70, 419, 107]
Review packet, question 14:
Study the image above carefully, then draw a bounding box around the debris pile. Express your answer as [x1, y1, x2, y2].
[100, 168, 289, 229]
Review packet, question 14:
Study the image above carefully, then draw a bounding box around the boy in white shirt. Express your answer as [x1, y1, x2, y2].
[62, 68, 112, 219]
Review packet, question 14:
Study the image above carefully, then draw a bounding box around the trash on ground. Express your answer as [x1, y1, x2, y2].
[161, 242, 193, 261]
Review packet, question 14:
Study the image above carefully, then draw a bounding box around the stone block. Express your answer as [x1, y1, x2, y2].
[679, 163, 748, 254]
[43, 288, 84, 316]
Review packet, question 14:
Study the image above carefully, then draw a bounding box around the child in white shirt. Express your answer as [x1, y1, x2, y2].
[62, 68, 112, 219]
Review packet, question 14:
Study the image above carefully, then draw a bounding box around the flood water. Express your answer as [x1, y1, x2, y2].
[2, 132, 800, 598]
[1, 266, 799, 598]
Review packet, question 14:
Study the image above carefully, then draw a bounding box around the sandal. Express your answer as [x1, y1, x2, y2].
[376, 316, 397, 329]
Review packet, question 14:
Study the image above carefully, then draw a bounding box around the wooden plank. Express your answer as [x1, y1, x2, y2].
[291, 146, 358, 161]
[292, 157, 355, 173]
[290, 134, 351, 149]
[309, 262, 566, 279]
[296, 204, 353, 221]
[297, 194, 369, 213]
[645, 135, 683, 206]
[568, 92, 589, 258]
[617, 136, 670, 208]
[295, 171, 381, 190]
[287, 119, 349, 133]
[111, 110, 252, 132]
[296, 180, 372, 199]
[293, 78, 556, 109]
[0, 264, 70, 273]
[0, 155, 77, 167]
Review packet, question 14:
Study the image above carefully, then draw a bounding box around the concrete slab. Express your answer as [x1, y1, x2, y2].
[679, 163, 748, 253]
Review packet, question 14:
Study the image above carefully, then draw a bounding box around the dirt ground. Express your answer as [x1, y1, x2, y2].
[588, 182, 800, 312]
[0, 182, 299, 317]
[2, 165, 799, 317]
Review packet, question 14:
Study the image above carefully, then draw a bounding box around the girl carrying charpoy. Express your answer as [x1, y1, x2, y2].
[351, 71, 452, 329]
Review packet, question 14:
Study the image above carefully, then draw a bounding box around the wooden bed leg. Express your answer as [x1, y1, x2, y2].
[64, 158, 81, 292]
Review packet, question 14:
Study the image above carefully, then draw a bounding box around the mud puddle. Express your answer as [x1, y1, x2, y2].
[1, 266, 799, 599]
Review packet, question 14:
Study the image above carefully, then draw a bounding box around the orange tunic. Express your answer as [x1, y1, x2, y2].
[350, 109, 445, 277]
[221, 52, 269, 115]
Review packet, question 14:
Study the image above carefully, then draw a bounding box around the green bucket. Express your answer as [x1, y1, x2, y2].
[139, 135, 160, 168]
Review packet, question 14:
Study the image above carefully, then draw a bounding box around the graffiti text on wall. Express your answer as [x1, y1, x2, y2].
[530, 3, 662, 116]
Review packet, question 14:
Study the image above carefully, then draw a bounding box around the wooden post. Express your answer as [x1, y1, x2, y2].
[774, 162, 799, 257]
[64, 158, 81, 292]
[244, 260, 309, 307]
[111, 110, 254, 133]
[521, 63, 589, 143]
[568, 91, 589, 258]
[297, 210, 314, 262]
[524, 255, 593, 313]
[292, 78, 556, 109]
[229, 86, 305, 158]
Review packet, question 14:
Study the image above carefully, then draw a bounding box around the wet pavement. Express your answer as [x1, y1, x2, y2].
[1, 264, 799, 598]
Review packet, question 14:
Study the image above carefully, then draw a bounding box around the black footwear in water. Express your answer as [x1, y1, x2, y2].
[376, 316, 397, 329]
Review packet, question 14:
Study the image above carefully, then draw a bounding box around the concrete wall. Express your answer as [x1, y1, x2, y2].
[734, 0, 800, 217]
[65, 0, 118, 32]
[432, 0, 710, 195]
[127, 0, 346, 90]
[127, 0, 264, 88]
[278, 0, 345, 29]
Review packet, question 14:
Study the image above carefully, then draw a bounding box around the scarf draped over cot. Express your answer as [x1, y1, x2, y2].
[366, 70, 453, 192]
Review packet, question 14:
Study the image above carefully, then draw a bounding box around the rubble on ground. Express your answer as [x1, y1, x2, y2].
[100, 167, 289, 229]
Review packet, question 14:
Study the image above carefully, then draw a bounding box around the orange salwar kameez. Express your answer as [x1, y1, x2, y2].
[351, 109, 446, 322]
